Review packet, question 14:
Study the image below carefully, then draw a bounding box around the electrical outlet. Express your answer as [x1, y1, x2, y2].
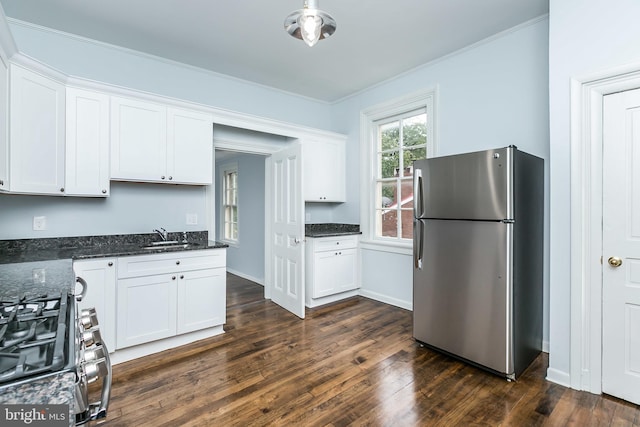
[33, 216, 47, 231]
[186, 213, 198, 225]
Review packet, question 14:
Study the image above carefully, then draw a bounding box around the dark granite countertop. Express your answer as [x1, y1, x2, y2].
[305, 223, 361, 238]
[0, 231, 228, 265]
[0, 371, 76, 426]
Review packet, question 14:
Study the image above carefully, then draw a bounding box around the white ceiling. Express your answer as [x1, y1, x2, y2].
[0, 0, 548, 103]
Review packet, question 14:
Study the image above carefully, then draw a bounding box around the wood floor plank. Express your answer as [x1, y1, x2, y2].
[99, 273, 640, 426]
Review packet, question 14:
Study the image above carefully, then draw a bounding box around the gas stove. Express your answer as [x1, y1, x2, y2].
[0, 292, 73, 384]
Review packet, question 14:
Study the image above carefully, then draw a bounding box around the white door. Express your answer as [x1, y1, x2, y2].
[602, 88, 640, 405]
[270, 143, 305, 318]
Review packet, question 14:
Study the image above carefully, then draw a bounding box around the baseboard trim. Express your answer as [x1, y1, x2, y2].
[358, 289, 412, 311]
[226, 268, 264, 286]
[546, 367, 571, 388]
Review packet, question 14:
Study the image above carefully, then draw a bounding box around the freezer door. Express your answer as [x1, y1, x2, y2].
[413, 219, 513, 375]
[413, 147, 513, 220]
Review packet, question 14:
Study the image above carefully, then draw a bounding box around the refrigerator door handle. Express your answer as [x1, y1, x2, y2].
[413, 219, 424, 270]
[414, 168, 424, 218]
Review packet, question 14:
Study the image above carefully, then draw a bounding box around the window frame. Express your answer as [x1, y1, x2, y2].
[219, 162, 239, 245]
[359, 88, 437, 253]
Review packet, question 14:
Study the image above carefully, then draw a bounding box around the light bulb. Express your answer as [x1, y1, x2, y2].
[300, 13, 322, 47]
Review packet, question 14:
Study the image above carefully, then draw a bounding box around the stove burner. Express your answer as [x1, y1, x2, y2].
[0, 292, 69, 384]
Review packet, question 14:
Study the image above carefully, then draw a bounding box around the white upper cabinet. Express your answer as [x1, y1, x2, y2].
[6, 64, 66, 195]
[111, 97, 212, 185]
[303, 137, 346, 202]
[0, 55, 7, 191]
[110, 96, 167, 182]
[65, 87, 110, 196]
[167, 107, 213, 184]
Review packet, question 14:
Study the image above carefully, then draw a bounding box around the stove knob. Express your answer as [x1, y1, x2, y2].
[84, 345, 106, 362]
[79, 308, 99, 329]
[82, 328, 103, 347]
[83, 358, 109, 384]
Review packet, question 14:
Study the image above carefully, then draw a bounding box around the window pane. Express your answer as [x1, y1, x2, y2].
[403, 147, 426, 170]
[377, 181, 397, 208]
[379, 151, 399, 179]
[377, 209, 398, 238]
[379, 121, 399, 151]
[400, 178, 413, 205]
[400, 209, 414, 239]
[403, 113, 427, 148]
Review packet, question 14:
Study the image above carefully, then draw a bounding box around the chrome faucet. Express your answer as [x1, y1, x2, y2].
[153, 228, 168, 241]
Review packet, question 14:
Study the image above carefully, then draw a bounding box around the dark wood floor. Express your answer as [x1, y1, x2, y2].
[101, 274, 640, 426]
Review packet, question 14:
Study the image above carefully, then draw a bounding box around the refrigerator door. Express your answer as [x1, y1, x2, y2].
[413, 147, 513, 221]
[413, 219, 513, 375]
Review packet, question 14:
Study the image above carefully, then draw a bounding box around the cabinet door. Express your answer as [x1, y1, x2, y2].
[0, 54, 7, 191]
[312, 251, 338, 298]
[333, 248, 358, 292]
[116, 274, 177, 349]
[65, 88, 110, 196]
[110, 96, 167, 182]
[177, 267, 226, 334]
[167, 107, 213, 184]
[303, 138, 346, 202]
[9, 65, 65, 195]
[73, 258, 117, 352]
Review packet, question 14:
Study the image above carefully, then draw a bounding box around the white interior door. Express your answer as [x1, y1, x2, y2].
[602, 88, 640, 405]
[270, 143, 305, 318]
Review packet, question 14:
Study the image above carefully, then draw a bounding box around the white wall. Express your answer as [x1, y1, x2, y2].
[215, 152, 266, 284]
[547, 0, 640, 384]
[330, 18, 550, 333]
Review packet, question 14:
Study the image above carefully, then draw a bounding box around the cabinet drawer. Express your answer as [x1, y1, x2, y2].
[118, 249, 226, 278]
[313, 235, 358, 252]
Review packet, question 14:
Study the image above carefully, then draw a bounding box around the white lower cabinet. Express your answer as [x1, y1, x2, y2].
[73, 258, 117, 352]
[117, 273, 178, 349]
[305, 235, 359, 307]
[116, 249, 226, 350]
[177, 267, 226, 334]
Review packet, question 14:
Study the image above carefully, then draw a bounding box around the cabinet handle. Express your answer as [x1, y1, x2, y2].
[168, 176, 173, 181]
[180, 275, 184, 279]
[176, 260, 180, 265]
[161, 176, 166, 180]
[60, 187, 65, 193]
[102, 189, 107, 194]
[172, 276, 176, 280]
[107, 262, 113, 267]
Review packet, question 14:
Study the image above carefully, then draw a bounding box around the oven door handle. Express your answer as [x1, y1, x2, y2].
[88, 343, 112, 422]
[75, 277, 88, 302]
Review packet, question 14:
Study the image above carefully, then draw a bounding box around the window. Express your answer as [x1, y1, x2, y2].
[221, 164, 238, 242]
[376, 110, 427, 240]
[360, 89, 435, 250]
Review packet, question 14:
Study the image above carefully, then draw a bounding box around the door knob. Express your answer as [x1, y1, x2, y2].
[608, 256, 623, 267]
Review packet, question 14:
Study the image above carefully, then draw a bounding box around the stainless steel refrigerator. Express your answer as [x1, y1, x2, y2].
[412, 146, 543, 380]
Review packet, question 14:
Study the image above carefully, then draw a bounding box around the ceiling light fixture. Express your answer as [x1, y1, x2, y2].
[284, 0, 336, 47]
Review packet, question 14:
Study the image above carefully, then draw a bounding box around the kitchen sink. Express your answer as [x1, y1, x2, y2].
[141, 241, 200, 250]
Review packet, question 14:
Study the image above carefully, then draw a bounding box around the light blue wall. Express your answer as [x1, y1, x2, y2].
[328, 18, 550, 338]
[215, 152, 266, 284]
[547, 0, 640, 384]
[0, 182, 207, 239]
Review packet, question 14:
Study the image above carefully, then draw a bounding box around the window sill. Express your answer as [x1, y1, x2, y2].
[359, 239, 413, 256]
